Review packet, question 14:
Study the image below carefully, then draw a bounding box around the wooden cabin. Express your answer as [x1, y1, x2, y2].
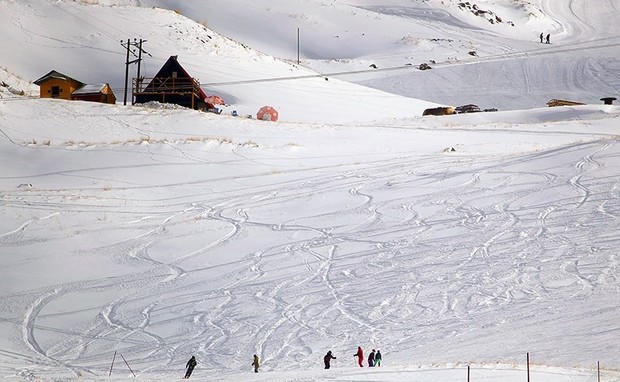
[34, 70, 84, 100]
[546, 99, 585, 107]
[34, 70, 116, 104]
[133, 55, 207, 110]
[72, 83, 116, 104]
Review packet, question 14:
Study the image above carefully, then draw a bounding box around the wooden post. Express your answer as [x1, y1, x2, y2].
[108, 351, 117, 377]
[598, 361, 600, 382]
[467, 365, 470, 382]
[527, 353, 530, 382]
[297, 28, 300, 65]
[134, 39, 143, 106]
[120, 354, 136, 377]
[123, 39, 130, 105]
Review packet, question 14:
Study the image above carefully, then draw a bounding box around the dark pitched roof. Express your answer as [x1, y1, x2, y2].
[33, 70, 84, 86]
[152, 56, 188, 78]
[149, 56, 207, 100]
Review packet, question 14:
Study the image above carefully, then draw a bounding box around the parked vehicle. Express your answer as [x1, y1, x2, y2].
[455, 104, 481, 113]
[423, 106, 455, 116]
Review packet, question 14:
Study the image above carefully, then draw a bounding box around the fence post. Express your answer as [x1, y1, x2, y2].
[467, 365, 470, 382]
[527, 353, 530, 382]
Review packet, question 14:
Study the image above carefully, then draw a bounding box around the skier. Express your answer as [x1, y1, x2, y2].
[324, 350, 337, 369]
[353, 346, 364, 367]
[184, 356, 197, 379]
[375, 350, 382, 367]
[546, 33, 550, 44]
[539, 32, 543, 43]
[252, 354, 260, 373]
[368, 349, 375, 367]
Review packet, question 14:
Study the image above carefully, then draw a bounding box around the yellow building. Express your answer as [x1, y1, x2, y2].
[34, 70, 116, 104]
[34, 70, 85, 100]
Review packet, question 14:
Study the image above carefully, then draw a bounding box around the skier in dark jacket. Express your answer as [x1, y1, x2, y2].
[368, 349, 375, 367]
[184, 356, 197, 379]
[252, 354, 260, 373]
[324, 351, 336, 369]
[375, 350, 382, 367]
[354, 346, 364, 367]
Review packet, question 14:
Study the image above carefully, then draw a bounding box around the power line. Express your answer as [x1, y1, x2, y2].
[199, 37, 620, 88]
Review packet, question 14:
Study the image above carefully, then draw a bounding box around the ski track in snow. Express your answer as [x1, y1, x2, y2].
[0, 0, 619, 379]
[2, 136, 619, 379]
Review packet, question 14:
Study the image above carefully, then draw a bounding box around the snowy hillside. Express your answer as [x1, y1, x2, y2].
[1, 1, 620, 382]
[128, 0, 620, 111]
[0, 0, 439, 123]
[2, 0, 620, 118]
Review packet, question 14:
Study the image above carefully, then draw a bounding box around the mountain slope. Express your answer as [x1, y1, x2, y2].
[0, 0, 437, 123]
[1, 1, 620, 381]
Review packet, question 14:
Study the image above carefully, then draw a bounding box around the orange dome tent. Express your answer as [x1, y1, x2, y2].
[205, 95, 225, 105]
[257, 106, 278, 122]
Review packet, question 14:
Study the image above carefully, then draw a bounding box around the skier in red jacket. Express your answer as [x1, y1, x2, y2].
[353, 346, 364, 367]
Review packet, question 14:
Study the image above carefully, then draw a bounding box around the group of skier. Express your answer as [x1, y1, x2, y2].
[324, 346, 382, 369]
[352, 346, 381, 367]
[183, 347, 383, 378]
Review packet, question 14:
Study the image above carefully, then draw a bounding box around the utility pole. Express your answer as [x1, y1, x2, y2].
[121, 39, 151, 105]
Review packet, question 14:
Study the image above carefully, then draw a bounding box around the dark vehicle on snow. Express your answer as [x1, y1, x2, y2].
[455, 104, 481, 113]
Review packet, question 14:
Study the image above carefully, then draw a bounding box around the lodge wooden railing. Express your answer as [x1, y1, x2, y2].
[132, 77, 203, 108]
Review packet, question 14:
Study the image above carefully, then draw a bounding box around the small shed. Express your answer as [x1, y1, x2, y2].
[34, 70, 85, 100]
[72, 83, 116, 104]
[546, 99, 585, 107]
[133, 55, 208, 110]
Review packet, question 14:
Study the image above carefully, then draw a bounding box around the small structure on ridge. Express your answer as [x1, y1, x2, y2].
[600, 97, 616, 105]
[546, 99, 585, 107]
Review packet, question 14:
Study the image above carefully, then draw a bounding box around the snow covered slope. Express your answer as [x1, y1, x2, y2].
[1, 97, 620, 379]
[121, 0, 620, 111]
[1, 1, 620, 382]
[0, 0, 438, 123]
